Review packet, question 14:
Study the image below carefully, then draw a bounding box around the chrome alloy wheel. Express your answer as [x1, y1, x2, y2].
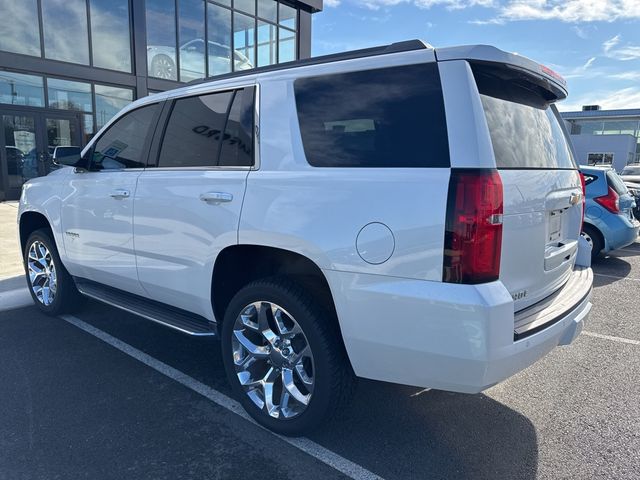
[152, 56, 174, 79]
[27, 240, 57, 306]
[232, 301, 315, 419]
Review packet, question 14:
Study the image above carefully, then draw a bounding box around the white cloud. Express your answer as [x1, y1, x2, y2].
[611, 71, 640, 81]
[343, 0, 494, 10]
[324, 0, 341, 6]
[603, 34, 621, 53]
[572, 25, 588, 39]
[559, 87, 640, 111]
[497, 0, 640, 22]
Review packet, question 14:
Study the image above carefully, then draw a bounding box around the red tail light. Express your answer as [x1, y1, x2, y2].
[594, 186, 620, 214]
[579, 172, 586, 227]
[443, 169, 503, 284]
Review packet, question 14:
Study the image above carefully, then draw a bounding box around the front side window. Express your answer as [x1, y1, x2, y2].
[91, 104, 159, 170]
[294, 63, 450, 168]
[158, 87, 255, 168]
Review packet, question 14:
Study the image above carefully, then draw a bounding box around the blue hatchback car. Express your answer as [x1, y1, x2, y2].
[581, 166, 640, 259]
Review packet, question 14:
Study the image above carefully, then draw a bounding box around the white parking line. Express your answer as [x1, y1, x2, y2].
[583, 330, 640, 346]
[59, 314, 383, 480]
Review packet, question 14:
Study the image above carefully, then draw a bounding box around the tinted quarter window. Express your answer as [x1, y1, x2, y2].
[294, 63, 450, 168]
[158, 91, 233, 168]
[91, 104, 159, 170]
[219, 87, 255, 167]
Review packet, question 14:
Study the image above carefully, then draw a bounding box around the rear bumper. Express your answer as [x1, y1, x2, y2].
[600, 214, 640, 252]
[325, 267, 592, 393]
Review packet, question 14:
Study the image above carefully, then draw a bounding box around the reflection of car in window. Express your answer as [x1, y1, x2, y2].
[147, 39, 253, 81]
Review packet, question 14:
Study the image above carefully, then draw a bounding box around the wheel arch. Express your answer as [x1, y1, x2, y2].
[19, 211, 53, 254]
[211, 245, 339, 331]
[582, 220, 606, 251]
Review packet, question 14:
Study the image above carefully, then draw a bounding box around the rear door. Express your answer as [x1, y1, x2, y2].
[133, 87, 255, 319]
[472, 63, 583, 310]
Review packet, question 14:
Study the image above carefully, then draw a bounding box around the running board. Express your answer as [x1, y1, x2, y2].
[74, 278, 216, 337]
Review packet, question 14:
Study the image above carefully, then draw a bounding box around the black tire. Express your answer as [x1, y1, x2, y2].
[150, 54, 175, 80]
[23, 229, 83, 315]
[582, 224, 603, 260]
[221, 277, 355, 436]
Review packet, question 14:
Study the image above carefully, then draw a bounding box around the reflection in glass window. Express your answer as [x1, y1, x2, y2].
[158, 92, 233, 168]
[47, 78, 92, 112]
[0, 0, 41, 56]
[83, 114, 94, 143]
[258, 0, 278, 22]
[207, 3, 232, 76]
[278, 28, 296, 63]
[219, 88, 255, 167]
[234, 13, 256, 70]
[90, 0, 131, 72]
[0, 71, 44, 107]
[92, 104, 159, 170]
[42, 0, 90, 64]
[279, 3, 297, 29]
[147, 0, 178, 81]
[235, 0, 255, 15]
[95, 85, 134, 130]
[257, 21, 277, 67]
[179, 0, 205, 82]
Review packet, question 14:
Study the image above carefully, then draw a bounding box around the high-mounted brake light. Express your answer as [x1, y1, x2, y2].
[594, 186, 620, 214]
[443, 169, 504, 284]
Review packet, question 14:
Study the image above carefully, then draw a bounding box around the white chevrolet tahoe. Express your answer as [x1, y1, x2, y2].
[18, 40, 593, 435]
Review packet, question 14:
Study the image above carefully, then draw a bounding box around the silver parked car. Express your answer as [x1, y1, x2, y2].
[147, 39, 252, 81]
[620, 164, 640, 184]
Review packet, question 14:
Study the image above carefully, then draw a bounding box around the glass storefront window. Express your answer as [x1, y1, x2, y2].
[257, 21, 277, 67]
[95, 85, 133, 130]
[235, 0, 255, 16]
[0, 72, 44, 107]
[278, 28, 296, 63]
[258, 0, 278, 22]
[279, 3, 297, 30]
[90, 0, 132, 72]
[178, 0, 206, 82]
[234, 12, 255, 70]
[601, 120, 639, 136]
[47, 78, 92, 112]
[0, 0, 41, 56]
[207, 3, 232, 76]
[147, 0, 178, 81]
[41, 0, 90, 65]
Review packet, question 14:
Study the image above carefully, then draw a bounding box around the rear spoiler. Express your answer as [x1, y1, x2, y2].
[435, 44, 568, 101]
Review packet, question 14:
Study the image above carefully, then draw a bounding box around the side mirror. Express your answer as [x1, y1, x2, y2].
[52, 146, 85, 167]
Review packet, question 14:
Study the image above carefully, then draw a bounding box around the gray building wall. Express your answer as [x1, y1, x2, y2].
[568, 134, 637, 172]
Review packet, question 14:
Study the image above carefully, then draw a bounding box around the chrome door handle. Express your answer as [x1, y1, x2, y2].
[200, 192, 233, 204]
[109, 189, 130, 199]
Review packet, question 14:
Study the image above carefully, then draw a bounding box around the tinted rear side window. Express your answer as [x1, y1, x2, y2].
[294, 63, 449, 168]
[606, 170, 628, 196]
[159, 91, 233, 168]
[473, 65, 576, 170]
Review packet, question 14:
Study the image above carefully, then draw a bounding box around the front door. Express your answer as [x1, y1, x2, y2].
[0, 108, 81, 201]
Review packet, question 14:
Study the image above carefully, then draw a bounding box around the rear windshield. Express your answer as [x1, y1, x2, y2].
[474, 65, 576, 170]
[606, 170, 629, 195]
[621, 165, 640, 175]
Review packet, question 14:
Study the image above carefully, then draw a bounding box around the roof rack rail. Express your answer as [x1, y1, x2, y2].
[184, 39, 430, 87]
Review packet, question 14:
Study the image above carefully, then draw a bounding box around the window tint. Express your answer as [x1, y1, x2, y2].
[158, 87, 254, 168]
[294, 63, 449, 168]
[606, 170, 628, 196]
[91, 104, 159, 170]
[219, 87, 255, 167]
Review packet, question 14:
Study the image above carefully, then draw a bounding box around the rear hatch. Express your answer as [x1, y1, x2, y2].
[607, 169, 637, 221]
[471, 62, 583, 311]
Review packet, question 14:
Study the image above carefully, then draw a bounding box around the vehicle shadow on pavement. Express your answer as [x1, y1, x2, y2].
[591, 256, 632, 287]
[310, 380, 538, 480]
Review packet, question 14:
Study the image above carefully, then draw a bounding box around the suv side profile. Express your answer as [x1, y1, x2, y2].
[18, 40, 593, 435]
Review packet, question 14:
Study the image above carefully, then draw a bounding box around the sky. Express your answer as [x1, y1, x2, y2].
[311, 0, 640, 111]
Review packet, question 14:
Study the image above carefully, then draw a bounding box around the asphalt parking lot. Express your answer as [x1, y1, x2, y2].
[1, 240, 639, 480]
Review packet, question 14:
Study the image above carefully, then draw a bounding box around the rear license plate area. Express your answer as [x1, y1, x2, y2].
[548, 210, 562, 243]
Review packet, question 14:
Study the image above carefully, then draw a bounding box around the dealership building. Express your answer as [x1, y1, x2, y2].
[561, 106, 640, 172]
[0, 0, 322, 200]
